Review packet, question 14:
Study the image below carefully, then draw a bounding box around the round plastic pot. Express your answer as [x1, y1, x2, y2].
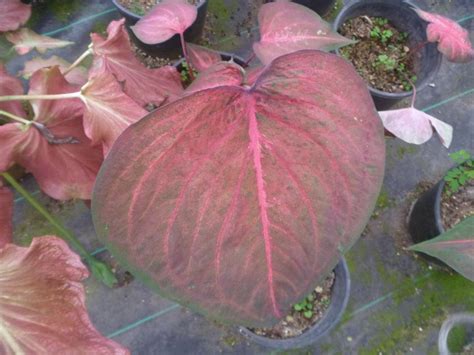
[264, 0, 336, 16]
[111, 0, 208, 57]
[239, 257, 350, 350]
[438, 313, 474, 355]
[332, 0, 442, 111]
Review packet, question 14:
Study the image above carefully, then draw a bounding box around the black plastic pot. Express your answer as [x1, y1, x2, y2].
[111, 0, 208, 57]
[333, 0, 442, 110]
[264, 0, 336, 16]
[239, 257, 350, 350]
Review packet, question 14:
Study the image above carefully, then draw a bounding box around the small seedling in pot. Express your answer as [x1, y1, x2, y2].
[374, 54, 397, 70]
[180, 60, 198, 85]
[371, 26, 393, 44]
[293, 293, 315, 319]
[444, 150, 474, 195]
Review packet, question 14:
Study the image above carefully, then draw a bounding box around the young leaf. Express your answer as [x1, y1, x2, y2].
[0, 236, 129, 354]
[0, 184, 13, 249]
[131, 0, 197, 44]
[6, 28, 74, 55]
[253, 0, 355, 65]
[90, 19, 183, 107]
[378, 107, 453, 148]
[21, 55, 88, 86]
[0, 0, 31, 32]
[0, 64, 25, 119]
[186, 43, 222, 72]
[409, 216, 474, 282]
[414, 9, 474, 63]
[0, 67, 103, 201]
[80, 73, 148, 155]
[92, 51, 385, 326]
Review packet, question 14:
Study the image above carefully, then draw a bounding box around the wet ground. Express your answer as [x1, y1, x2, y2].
[6, 0, 474, 354]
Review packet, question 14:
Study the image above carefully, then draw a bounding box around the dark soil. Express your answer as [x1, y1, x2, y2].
[249, 272, 335, 339]
[441, 179, 474, 230]
[339, 16, 417, 93]
[118, 0, 202, 16]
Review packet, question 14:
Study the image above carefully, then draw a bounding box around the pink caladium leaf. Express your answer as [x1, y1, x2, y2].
[0, 183, 13, 249]
[90, 19, 183, 107]
[21, 55, 88, 86]
[6, 28, 74, 55]
[131, 0, 197, 44]
[409, 216, 474, 282]
[0, 236, 130, 354]
[0, 64, 25, 119]
[92, 50, 385, 326]
[0, 67, 103, 200]
[0, 0, 31, 32]
[253, 0, 355, 65]
[186, 43, 222, 72]
[415, 9, 474, 63]
[184, 62, 245, 96]
[80, 73, 148, 155]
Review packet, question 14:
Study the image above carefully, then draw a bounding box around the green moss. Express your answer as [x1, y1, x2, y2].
[48, 0, 82, 23]
[207, 0, 240, 50]
[91, 20, 109, 37]
[323, 0, 344, 22]
[447, 325, 468, 353]
[396, 145, 418, 160]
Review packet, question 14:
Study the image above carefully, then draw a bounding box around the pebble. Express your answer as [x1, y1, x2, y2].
[315, 286, 323, 293]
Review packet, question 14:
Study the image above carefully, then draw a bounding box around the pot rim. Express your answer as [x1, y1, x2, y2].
[438, 312, 474, 355]
[111, 0, 208, 21]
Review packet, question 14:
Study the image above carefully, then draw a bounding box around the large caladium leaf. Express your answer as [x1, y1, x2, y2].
[0, 0, 31, 32]
[0, 67, 103, 200]
[80, 73, 148, 154]
[0, 65, 25, 119]
[92, 51, 385, 326]
[0, 236, 129, 354]
[415, 9, 474, 63]
[131, 0, 197, 44]
[6, 28, 73, 55]
[253, 0, 355, 65]
[409, 216, 474, 282]
[186, 43, 222, 72]
[0, 183, 13, 249]
[90, 19, 183, 107]
[21, 55, 88, 86]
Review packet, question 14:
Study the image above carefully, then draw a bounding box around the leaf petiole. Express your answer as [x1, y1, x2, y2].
[0, 110, 31, 125]
[63, 46, 93, 75]
[0, 92, 81, 103]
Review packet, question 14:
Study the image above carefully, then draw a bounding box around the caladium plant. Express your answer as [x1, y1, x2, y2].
[0, 0, 31, 33]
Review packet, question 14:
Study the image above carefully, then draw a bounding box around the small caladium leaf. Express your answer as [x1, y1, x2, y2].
[0, 0, 31, 32]
[131, 0, 197, 44]
[409, 216, 474, 281]
[92, 50, 385, 326]
[0, 67, 103, 200]
[253, 0, 355, 65]
[186, 43, 222, 72]
[6, 28, 74, 55]
[0, 64, 25, 119]
[0, 236, 130, 354]
[184, 62, 245, 96]
[90, 19, 183, 107]
[415, 9, 474, 63]
[21, 55, 88, 86]
[80, 73, 148, 154]
[379, 107, 453, 148]
[0, 183, 13, 249]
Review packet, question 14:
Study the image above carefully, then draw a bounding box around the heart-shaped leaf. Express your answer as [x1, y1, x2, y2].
[253, 0, 355, 65]
[186, 43, 222, 72]
[0, 0, 31, 32]
[379, 107, 453, 148]
[0, 184, 13, 249]
[131, 0, 197, 44]
[90, 19, 183, 107]
[80, 73, 148, 154]
[414, 9, 474, 63]
[0, 67, 103, 200]
[6, 28, 74, 55]
[0, 236, 130, 354]
[92, 51, 385, 326]
[0, 64, 25, 119]
[21, 55, 88, 86]
[409, 216, 474, 281]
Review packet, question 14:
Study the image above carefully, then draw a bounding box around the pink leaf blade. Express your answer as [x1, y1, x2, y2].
[0, 236, 130, 354]
[0, 0, 31, 32]
[131, 0, 197, 44]
[0, 185, 14, 249]
[0, 64, 26, 119]
[254, 1, 355, 65]
[92, 50, 385, 326]
[415, 8, 474, 63]
[409, 216, 474, 281]
[6, 28, 74, 55]
[186, 43, 222, 72]
[427, 115, 453, 148]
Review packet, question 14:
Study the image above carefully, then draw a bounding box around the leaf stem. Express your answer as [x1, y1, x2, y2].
[0, 110, 31, 125]
[180, 34, 195, 81]
[1, 172, 117, 287]
[63, 46, 92, 75]
[0, 92, 81, 102]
